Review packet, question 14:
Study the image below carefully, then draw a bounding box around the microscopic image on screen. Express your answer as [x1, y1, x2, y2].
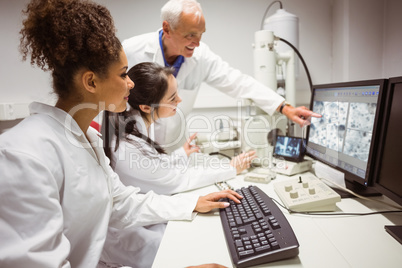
[347, 103, 377, 132]
[342, 102, 376, 161]
[309, 101, 326, 146]
[309, 100, 376, 162]
[309, 101, 348, 152]
[343, 129, 372, 161]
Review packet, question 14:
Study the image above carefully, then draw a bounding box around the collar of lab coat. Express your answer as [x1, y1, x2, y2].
[147, 29, 199, 81]
[131, 109, 155, 141]
[29, 102, 83, 136]
[29, 102, 106, 166]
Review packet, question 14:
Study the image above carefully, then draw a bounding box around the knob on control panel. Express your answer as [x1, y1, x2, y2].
[290, 190, 299, 199]
[285, 185, 293, 192]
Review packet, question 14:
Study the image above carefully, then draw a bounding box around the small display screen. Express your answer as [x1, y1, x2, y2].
[273, 135, 305, 162]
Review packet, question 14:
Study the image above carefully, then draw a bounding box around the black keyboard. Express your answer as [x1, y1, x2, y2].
[219, 185, 299, 268]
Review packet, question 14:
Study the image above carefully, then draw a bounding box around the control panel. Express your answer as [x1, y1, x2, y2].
[273, 174, 341, 212]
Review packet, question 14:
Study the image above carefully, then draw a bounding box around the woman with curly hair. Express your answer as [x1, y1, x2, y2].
[0, 0, 241, 267]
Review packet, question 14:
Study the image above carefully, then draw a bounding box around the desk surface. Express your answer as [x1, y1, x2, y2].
[152, 172, 402, 268]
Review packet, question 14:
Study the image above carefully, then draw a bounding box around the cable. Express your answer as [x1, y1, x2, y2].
[276, 36, 313, 92]
[260, 1, 283, 30]
[259, 1, 313, 93]
[209, 152, 232, 160]
[271, 197, 402, 216]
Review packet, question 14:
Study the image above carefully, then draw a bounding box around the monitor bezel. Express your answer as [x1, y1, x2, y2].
[373, 76, 402, 206]
[306, 78, 388, 188]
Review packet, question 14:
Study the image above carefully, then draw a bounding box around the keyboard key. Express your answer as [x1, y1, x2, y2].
[255, 245, 271, 252]
[235, 239, 243, 247]
[239, 249, 254, 258]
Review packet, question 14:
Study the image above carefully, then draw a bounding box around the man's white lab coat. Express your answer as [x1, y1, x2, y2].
[0, 102, 198, 268]
[123, 30, 285, 152]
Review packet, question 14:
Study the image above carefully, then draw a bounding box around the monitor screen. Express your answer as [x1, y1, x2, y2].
[273, 135, 305, 162]
[374, 77, 402, 206]
[306, 79, 387, 190]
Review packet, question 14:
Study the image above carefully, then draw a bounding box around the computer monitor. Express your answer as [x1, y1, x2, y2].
[373, 76, 402, 244]
[306, 79, 388, 197]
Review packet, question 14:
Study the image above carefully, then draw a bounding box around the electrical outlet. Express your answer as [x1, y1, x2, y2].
[0, 103, 15, 120]
[0, 103, 30, 121]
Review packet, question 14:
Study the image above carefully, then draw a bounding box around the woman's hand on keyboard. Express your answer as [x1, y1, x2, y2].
[194, 189, 243, 213]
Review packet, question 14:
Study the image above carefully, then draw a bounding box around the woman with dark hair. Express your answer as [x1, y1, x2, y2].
[101, 62, 255, 267]
[0, 1, 241, 267]
[104, 62, 255, 194]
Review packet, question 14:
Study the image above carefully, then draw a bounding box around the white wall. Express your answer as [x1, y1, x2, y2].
[1, 0, 401, 132]
[333, 0, 384, 82]
[0, 0, 332, 106]
[192, 0, 332, 108]
[349, 0, 384, 80]
[0, 0, 53, 104]
[383, 0, 402, 78]
[332, 0, 402, 81]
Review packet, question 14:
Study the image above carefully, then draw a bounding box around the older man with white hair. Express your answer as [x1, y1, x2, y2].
[123, 0, 319, 153]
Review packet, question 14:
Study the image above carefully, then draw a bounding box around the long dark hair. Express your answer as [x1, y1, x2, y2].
[103, 62, 175, 160]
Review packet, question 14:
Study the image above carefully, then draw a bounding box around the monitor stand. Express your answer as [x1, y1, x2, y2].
[385, 225, 402, 245]
[331, 180, 382, 198]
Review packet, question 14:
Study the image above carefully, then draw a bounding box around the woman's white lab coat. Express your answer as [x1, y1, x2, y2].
[100, 109, 236, 267]
[123, 30, 285, 152]
[111, 109, 236, 195]
[0, 102, 198, 268]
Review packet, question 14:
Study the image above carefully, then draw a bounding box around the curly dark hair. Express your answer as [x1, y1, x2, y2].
[19, 0, 122, 99]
